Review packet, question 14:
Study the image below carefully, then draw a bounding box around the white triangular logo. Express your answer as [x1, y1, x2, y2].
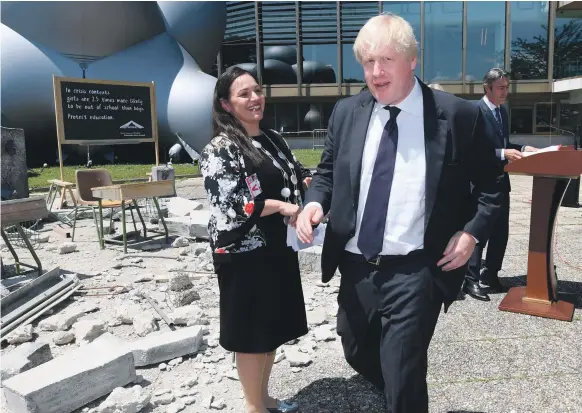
[120, 120, 144, 129]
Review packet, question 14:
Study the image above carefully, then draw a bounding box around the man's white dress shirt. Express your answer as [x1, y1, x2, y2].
[344, 78, 426, 256]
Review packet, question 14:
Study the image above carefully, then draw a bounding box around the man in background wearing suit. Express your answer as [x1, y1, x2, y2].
[463, 68, 538, 301]
[295, 14, 504, 413]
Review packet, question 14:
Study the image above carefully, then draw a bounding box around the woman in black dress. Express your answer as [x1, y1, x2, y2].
[200, 67, 310, 413]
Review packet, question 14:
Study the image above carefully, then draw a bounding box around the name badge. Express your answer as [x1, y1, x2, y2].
[245, 173, 262, 198]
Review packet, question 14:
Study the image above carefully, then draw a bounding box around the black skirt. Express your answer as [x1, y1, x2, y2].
[214, 245, 308, 353]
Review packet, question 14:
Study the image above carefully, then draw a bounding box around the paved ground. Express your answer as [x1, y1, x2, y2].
[2, 174, 580, 413]
[177, 174, 582, 413]
[272, 174, 580, 413]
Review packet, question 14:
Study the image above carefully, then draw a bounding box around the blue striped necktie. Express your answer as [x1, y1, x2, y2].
[357, 106, 401, 260]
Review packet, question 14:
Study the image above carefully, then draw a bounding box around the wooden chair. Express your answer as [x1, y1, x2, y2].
[72, 169, 136, 242]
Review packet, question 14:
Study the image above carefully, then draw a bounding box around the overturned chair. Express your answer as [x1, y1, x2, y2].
[72, 169, 136, 242]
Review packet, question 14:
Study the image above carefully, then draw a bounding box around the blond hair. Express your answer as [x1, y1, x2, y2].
[353, 13, 418, 63]
[428, 83, 445, 91]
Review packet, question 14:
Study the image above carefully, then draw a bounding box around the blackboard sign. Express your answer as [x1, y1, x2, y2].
[53, 76, 157, 145]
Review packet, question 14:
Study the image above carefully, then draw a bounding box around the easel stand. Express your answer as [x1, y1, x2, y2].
[498, 147, 582, 321]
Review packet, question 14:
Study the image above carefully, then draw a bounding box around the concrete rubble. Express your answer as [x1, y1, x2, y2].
[2, 333, 136, 413]
[0, 193, 337, 413]
[1, 342, 53, 381]
[96, 385, 151, 413]
[130, 325, 205, 367]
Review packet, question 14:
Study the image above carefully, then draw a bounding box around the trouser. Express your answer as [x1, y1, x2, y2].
[466, 191, 510, 282]
[336, 251, 444, 413]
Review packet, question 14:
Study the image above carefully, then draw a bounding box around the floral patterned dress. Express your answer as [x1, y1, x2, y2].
[200, 130, 310, 353]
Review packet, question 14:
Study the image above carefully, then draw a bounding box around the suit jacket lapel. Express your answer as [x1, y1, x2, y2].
[421, 83, 448, 231]
[350, 91, 375, 207]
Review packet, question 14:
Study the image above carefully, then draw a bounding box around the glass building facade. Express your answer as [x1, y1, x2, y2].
[216, 1, 582, 137]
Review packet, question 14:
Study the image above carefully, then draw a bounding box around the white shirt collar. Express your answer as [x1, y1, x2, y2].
[483, 95, 498, 112]
[374, 77, 423, 117]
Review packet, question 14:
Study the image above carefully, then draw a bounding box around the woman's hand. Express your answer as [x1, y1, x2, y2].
[279, 202, 301, 226]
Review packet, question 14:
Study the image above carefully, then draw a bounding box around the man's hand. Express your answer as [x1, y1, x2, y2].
[523, 146, 538, 152]
[296, 204, 324, 243]
[503, 149, 523, 162]
[437, 231, 477, 271]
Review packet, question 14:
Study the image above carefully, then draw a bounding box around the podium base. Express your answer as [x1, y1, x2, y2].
[498, 287, 575, 321]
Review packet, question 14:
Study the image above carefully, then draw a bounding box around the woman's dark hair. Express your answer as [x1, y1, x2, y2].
[213, 66, 264, 165]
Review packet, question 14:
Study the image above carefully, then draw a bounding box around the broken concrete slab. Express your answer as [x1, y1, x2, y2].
[96, 384, 151, 413]
[2, 332, 136, 413]
[1, 341, 53, 381]
[168, 305, 207, 326]
[171, 236, 189, 248]
[166, 197, 203, 217]
[6, 324, 34, 344]
[109, 303, 141, 326]
[168, 273, 193, 291]
[132, 314, 157, 337]
[58, 242, 77, 254]
[285, 347, 312, 367]
[129, 325, 204, 367]
[298, 245, 322, 274]
[53, 330, 75, 345]
[38, 307, 87, 331]
[167, 289, 200, 307]
[73, 319, 106, 345]
[162, 210, 210, 240]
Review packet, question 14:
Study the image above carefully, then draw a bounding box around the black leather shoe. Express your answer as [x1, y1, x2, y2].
[462, 279, 490, 301]
[480, 270, 505, 293]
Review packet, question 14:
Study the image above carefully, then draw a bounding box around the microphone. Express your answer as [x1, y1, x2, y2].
[540, 122, 578, 149]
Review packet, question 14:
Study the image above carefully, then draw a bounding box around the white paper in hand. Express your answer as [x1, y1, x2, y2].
[286, 224, 325, 251]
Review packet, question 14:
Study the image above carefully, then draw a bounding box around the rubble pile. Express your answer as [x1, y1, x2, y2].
[0, 195, 336, 413]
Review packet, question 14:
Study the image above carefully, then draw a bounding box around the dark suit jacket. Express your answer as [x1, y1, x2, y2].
[476, 98, 522, 192]
[305, 81, 504, 309]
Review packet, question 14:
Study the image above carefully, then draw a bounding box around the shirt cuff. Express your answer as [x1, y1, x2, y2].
[497, 148, 505, 161]
[304, 202, 323, 213]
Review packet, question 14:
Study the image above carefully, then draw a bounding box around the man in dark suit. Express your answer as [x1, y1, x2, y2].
[295, 14, 504, 413]
[463, 68, 538, 301]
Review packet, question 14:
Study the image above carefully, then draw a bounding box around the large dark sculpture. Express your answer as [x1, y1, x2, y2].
[231, 45, 336, 86]
[0, 1, 226, 164]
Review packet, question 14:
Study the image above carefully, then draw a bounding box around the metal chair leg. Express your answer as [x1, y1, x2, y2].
[1, 229, 21, 274]
[91, 207, 101, 240]
[71, 204, 79, 241]
[47, 184, 57, 212]
[153, 197, 168, 243]
[98, 200, 105, 250]
[129, 204, 138, 233]
[132, 200, 147, 238]
[121, 202, 127, 254]
[15, 223, 42, 274]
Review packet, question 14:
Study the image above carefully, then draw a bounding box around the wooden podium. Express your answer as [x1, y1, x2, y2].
[498, 146, 582, 321]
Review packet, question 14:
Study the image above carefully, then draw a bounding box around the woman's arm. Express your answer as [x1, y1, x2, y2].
[201, 138, 301, 248]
